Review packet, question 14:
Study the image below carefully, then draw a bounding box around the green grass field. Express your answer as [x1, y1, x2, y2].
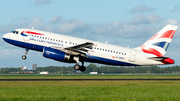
[0, 74, 180, 101]
[0, 74, 180, 79]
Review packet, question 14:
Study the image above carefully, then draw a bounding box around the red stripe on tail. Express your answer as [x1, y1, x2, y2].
[149, 30, 176, 40]
[140, 45, 163, 57]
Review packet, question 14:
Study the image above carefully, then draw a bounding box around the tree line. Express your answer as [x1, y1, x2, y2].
[0, 64, 180, 74]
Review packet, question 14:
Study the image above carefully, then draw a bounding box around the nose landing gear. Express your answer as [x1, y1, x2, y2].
[22, 48, 29, 60]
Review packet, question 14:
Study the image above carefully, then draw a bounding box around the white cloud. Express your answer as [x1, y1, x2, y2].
[0, 49, 22, 59]
[33, 0, 51, 6]
[129, 4, 155, 14]
[147, 14, 163, 24]
[128, 14, 163, 25]
[170, 6, 180, 12]
[57, 20, 87, 33]
[129, 14, 151, 25]
[48, 16, 65, 24]
[167, 19, 179, 25]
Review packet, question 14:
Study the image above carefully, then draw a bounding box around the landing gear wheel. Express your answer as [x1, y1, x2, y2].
[22, 55, 26, 60]
[74, 64, 80, 70]
[80, 66, 86, 72]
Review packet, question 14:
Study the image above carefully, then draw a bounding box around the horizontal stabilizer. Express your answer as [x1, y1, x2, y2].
[148, 57, 174, 64]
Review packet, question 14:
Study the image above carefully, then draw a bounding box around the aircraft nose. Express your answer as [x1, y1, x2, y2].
[2, 33, 10, 41]
[2, 34, 7, 39]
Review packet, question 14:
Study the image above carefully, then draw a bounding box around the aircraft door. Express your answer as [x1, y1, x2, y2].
[129, 50, 137, 62]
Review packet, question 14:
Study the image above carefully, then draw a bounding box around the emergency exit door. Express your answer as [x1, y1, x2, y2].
[129, 50, 137, 62]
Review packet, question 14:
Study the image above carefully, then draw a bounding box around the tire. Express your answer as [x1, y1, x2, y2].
[22, 55, 26, 60]
[80, 66, 86, 72]
[74, 64, 80, 70]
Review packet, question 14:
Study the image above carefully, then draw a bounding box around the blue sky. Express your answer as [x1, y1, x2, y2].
[0, 0, 180, 68]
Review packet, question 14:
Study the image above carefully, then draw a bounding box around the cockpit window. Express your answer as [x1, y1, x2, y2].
[11, 30, 18, 34]
[11, 31, 16, 34]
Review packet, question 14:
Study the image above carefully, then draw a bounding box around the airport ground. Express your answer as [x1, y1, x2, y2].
[0, 74, 180, 101]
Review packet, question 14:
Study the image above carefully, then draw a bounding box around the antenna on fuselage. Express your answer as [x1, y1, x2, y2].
[105, 41, 108, 44]
[32, 27, 34, 29]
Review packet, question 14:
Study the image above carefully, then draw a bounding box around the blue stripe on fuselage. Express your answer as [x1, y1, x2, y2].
[3, 38, 138, 66]
[21, 33, 28, 37]
[3, 38, 44, 52]
[85, 55, 138, 66]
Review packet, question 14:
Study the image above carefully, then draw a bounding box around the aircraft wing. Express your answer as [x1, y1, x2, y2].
[50, 42, 94, 56]
[65, 42, 94, 52]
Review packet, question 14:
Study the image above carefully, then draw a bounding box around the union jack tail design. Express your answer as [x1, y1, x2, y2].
[139, 25, 178, 57]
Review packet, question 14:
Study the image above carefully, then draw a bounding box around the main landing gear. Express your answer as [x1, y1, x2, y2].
[73, 56, 86, 72]
[22, 48, 29, 60]
[74, 64, 86, 72]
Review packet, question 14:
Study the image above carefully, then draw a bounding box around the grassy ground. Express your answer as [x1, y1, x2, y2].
[0, 81, 180, 101]
[0, 75, 180, 100]
[0, 74, 180, 79]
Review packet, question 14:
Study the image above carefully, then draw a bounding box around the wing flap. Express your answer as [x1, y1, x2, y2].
[50, 42, 94, 56]
[65, 42, 94, 53]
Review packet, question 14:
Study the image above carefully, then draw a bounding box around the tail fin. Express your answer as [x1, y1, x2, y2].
[138, 25, 178, 57]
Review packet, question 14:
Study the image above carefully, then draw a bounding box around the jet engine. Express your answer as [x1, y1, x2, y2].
[43, 47, 73, 63]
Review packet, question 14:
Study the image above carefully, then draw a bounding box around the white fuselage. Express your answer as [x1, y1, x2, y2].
[2, 28, 164, 66]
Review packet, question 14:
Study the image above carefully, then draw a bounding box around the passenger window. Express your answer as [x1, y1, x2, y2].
[119, 52, 121, 54]
[124, 53, 126, 55]
[16, 31, 18, 34]
[102, 49, 104, 51]
[97, 48, 99, 50]
[65, 41, 67, 43]
[116, 52, 118, 54]
[113, 51, 115, 53]
[42, 37, 44, 39]
[61, 41, 63, 43]
[53, 39, 55, 41]
[94, 47, 96, 49]
[37, 36, 39, 38]
[100, 48, 101, 50]
[122, 53, 123, 55]
[108, 50, 110, 52]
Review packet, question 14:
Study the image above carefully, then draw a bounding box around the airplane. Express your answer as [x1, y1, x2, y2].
[2, 25, 178, 72]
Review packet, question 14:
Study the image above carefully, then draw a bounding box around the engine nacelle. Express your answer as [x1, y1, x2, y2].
[43, 47, 72, 62]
